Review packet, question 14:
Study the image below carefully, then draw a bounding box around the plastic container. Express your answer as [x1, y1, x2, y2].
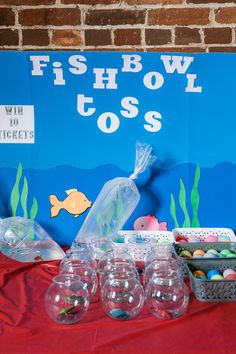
[187, 259, 236, 302]
[174, 242, 236, 277]
[74, 141, 156, 244]
[173, 227, 236, 243]
[118, 230, 174, 262]
[0, 216, 65, 262]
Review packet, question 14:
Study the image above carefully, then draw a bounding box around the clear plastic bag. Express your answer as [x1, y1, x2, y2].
[74, 141, 156, 244]
[0, 216, 65, 262]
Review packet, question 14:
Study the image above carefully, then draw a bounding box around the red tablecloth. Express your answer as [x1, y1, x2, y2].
[0, 252, 235, 354]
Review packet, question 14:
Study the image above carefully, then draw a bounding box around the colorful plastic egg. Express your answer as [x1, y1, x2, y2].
[192, 253, 204, 258]
[218, 235, 231, 242]
[220, 249, 231, 257]
[225, 274, 236, 280]
[193, 270, 206, 278]
[226, 253, 236, 258]
[204, 235, 218, 242]
[179, 250, 192, 258]
[193, 249, 205, 257]
[223, 269, 236, 278]
[207, 269, 221, 279]
[210, 274, 224, 280]
[203, 252, 215, 258]
[197, 275, 207, 279]
[188, 235, 201, 242]
[207, 249, 218, 255]
[175, 235, 188, 243]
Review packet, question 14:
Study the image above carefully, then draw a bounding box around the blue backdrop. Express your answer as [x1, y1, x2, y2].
[0, 51, 235, 245]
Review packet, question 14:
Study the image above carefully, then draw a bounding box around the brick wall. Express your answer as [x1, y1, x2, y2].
[0, 0, 236, 52]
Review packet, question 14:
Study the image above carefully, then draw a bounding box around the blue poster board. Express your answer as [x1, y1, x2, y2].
[0, 51, 235, 245]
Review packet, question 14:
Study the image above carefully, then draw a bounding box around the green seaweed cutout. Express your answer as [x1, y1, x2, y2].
[10, 163, 22, 216]
[169, 165, 201, 228]
[170, 193, 179, 228]
[95, 211, 104, 235]
[30, 197, 38, 220]
[105, 224, 112, 236]
[105, 202, 115, 236]
[116, 191, 124, 219]
[20, 177, 28, 218]
[190, 165, 200, 227]
[95, 191, 125, 237]
[106, 202, 115, 225]
[10, 163, 39, 220]
[179, 178, 191, 227]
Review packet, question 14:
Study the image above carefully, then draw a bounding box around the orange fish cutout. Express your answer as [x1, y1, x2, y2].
[49, 189, 92, 218]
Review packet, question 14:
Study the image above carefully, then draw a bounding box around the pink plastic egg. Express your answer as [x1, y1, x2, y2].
[225, 274, 236, 280]
[223, 269, 236, 278]
[204, 234, 218, 242]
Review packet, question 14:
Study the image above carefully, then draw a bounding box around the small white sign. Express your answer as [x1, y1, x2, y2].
[0, 105, 34, 144]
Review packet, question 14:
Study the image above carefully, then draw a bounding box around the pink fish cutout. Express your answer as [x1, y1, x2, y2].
[134, 215, 167, 231]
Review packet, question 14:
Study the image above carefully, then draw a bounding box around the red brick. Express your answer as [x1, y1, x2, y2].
[85, 29, 111, 46]
[22, 29, 49, 46]
[148, 8, 210, 26]
[147, 46, 206, 52]
[0, 8, 15, 26]
[114, 28, 141, 46]
[0, 29, 18, 45]
[19, 8, 81, 26]
[22, 47, 78, 51]
[0, 0, 54, 4]
[52, 29, 82, 46]
[145, 29, 171, 45]
[84, 47, 144, 51]
[215, 8, 236, 24]
[204, 28, 231, 44]
[62, 0, 117, 3]
[85, 9, 145, 26]
[175, 27, 201, 45]
[208, 46, 236, 52]
[126, 0, 181, 4]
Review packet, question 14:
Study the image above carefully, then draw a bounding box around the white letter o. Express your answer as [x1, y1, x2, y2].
[143, 72, 164, 90]
[97, 112, 120, 133]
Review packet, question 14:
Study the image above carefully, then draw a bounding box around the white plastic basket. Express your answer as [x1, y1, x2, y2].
[118, 230, 174, 243]
[117, 230, 174, 261]
[173, 228, 236, 243]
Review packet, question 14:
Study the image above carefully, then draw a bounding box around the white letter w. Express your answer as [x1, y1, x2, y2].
[161, 55, 194, 74]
